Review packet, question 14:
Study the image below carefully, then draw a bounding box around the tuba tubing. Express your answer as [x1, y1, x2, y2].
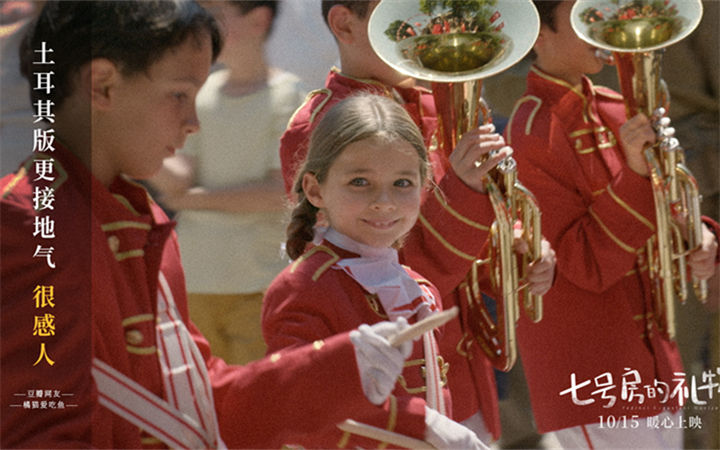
[368, 0, 542, 371]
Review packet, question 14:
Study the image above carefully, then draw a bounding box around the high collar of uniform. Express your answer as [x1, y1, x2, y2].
[528, 66, 603, 125]
[315, 227, 438, 321]
[316, 226, 397, 261]
[528, 65, 595, 103]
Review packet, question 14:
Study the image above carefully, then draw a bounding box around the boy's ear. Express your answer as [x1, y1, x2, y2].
[326, 4, 356, 45]
[534, 24, 552, 52]
[90, 58, 120, 110]
[302, 172, 325, 209]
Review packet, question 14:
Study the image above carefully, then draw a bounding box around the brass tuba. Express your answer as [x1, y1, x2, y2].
[570, 0, 706, 340]
[369, 0, 542, 371]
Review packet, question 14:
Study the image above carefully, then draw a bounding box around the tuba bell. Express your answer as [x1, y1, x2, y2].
[369, 0, 542, 371]
[570, 0, 706, 340]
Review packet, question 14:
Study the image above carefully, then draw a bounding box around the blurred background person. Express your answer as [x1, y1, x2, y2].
[267, 0, 338, 90]
[150, 0, 306, 365]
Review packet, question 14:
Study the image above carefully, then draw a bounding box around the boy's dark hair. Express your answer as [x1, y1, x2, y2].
[20, 0, 223, 108]
[533, 0, 563, 31]
[321, 0, 372, 27]
[228, 1, 280, 36]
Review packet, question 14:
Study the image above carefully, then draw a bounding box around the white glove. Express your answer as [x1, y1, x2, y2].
[461, 411, 493, 444]
[424, 406, 489, 450]
[350, 318, 412, 405]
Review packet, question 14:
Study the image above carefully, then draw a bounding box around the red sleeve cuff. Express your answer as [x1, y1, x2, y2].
[591, 167, 656, 252]
[435, 168, 496, 226]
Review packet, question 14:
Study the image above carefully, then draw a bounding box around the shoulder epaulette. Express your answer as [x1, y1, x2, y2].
[286, 88, 333, 129]
[36, 153, 68, 191]
[290, 244, 340, 282]
[307, 88, 333, 124]
[2, 154, 68, 199]
[506, 95, 542, 145]
[594, 85, 624, 101]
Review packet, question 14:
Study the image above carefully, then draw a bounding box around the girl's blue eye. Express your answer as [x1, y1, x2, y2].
[174, 92, 188, 102]
[349, 178, 368, 186]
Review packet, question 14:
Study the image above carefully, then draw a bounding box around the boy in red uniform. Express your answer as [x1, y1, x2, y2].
[278, 1, 556, 443]
[504, 1, 720, 447]
[0, 1, 444, 448]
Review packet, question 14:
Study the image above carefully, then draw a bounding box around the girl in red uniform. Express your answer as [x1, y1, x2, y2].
[262, 93, 486, 449]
